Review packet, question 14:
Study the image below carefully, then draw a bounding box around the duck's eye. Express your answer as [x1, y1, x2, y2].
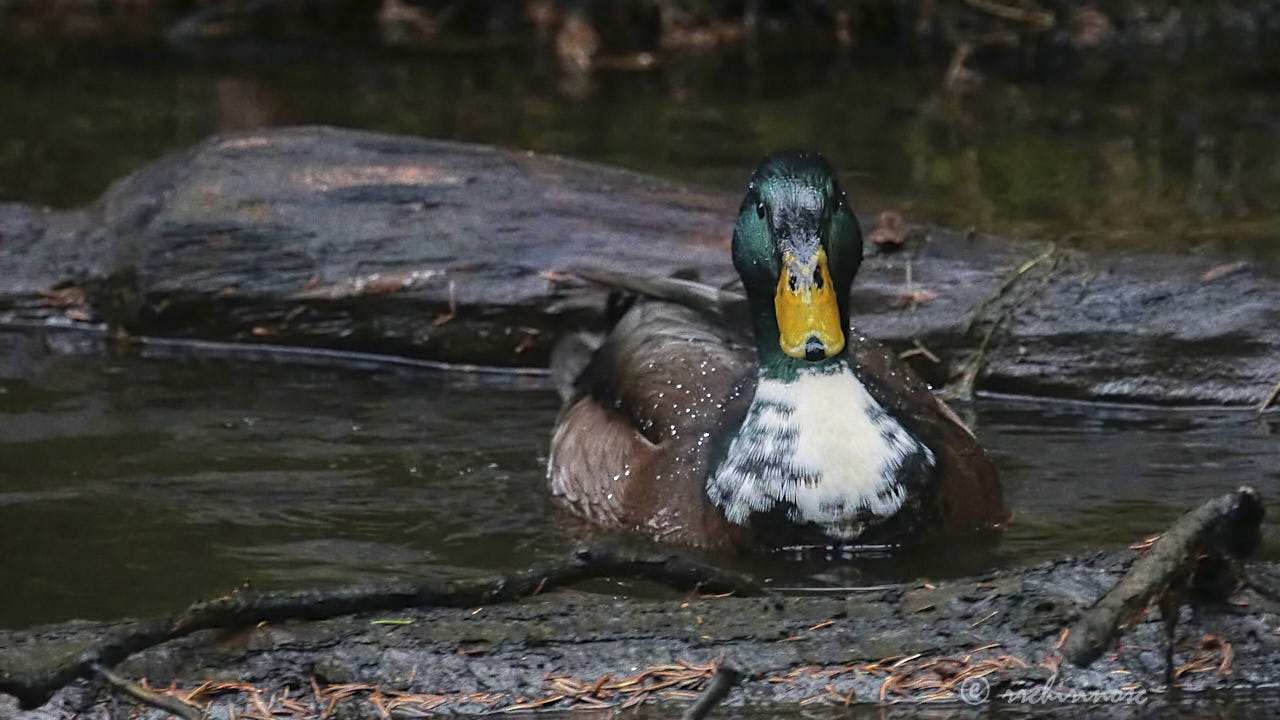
[756, 202, 766, 219]
[813, 267, 823, 289]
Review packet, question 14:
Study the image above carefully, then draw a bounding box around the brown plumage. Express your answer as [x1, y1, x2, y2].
[547, 151, 1003, 551]
[548, 295, 1003, 550]
[549, 302, 755, 550]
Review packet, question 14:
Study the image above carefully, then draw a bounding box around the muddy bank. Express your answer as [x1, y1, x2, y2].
[0, 126, 1275, 406]
[2, 550, 1278, 718]
[0, 488, 1271, 717]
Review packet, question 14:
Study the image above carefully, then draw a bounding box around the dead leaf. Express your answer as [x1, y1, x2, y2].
[894, 289, 937, 308]
[869, 210, 906, 247]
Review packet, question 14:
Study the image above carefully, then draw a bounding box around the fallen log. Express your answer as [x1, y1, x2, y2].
[1063, 486, 1264, 668]
[1, 128, 1278, 407]
[0, 545, 762, 711]
[1, 493, 1274, 718]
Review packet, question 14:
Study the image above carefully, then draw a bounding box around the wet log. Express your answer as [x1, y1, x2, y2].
[0, 545, 760, 711]
[2, 528, 1277, 717]
[1, 126, 1277, 406]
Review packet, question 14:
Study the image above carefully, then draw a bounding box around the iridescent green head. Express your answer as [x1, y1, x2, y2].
[731, 151, 863, 371]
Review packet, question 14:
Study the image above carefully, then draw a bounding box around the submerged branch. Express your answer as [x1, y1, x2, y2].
[0, 545, 764, 710]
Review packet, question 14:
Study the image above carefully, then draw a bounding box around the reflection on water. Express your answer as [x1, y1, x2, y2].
[1, 45, 1278, 260]
[1, 328, 1275, 628]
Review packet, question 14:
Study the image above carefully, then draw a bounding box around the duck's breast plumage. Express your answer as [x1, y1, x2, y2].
[846, 336, 1004, 530]
[706, 364, 936, 540]
[548, 304, 1003, 548]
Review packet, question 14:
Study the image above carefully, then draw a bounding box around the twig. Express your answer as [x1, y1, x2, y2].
[971, 610, 999, 627]
[433, 279, 458, 326]
[91, 663, 202, 720]
[942, 41, 974, 92]
[680, 665, 742, 720]
[898, 338, 940, 364]
[962, 0, 1054, 29]
[943, 311, 1006, 402]
[905, 257, 913, 306]
[964, 243, 1057, 335]
[569, 265, 744, 327]
[1063, 487, 1264, 668]
[1258, 378, 1280, 413]
[2, 545, 763, 711]
[138, 336, 549, 377]
[946, 245, 1063, 400]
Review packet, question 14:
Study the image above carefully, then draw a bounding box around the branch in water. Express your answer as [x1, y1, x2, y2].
[0, 544, 764, 710]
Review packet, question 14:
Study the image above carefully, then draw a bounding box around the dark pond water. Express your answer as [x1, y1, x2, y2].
[2, 40, 1279, 720]
[3, 42, 1280, 261]
[2, 327, 1276, 629]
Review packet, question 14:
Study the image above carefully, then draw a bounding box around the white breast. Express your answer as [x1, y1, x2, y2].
[706, 365, 932, 539]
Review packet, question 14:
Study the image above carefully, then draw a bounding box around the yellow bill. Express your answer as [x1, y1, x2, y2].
[774, 248, 845, 360]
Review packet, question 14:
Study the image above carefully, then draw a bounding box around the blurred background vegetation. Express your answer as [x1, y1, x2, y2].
[2, 0, 1278, 257]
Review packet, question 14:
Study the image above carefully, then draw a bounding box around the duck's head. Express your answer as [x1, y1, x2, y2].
[732, 151, 862, 371]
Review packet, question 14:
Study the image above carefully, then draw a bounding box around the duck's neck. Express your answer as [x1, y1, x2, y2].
[706, 355, 934, 541]
[745, 293, 849, 381]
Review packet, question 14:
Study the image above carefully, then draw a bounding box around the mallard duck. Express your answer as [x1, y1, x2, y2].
[548, 151, 1003, 551]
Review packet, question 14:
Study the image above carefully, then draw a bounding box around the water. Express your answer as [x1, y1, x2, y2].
[2, 43, 1279, 261]
[1, 327, 1275, 629]
[1, 40, 1278, 720]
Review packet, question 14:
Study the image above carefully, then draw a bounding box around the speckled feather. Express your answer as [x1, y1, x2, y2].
[548, 297, 1002, 550]
[548, 301, 757, 549]
[549, 150, 1000, 550]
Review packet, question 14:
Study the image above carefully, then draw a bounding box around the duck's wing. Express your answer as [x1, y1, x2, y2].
[849, 336, 1004, 529]
[548, 301, 756, 549]
[549, 267, 750, 402]
[570, 266, 751, 335]
[549, 331, 601, 403]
